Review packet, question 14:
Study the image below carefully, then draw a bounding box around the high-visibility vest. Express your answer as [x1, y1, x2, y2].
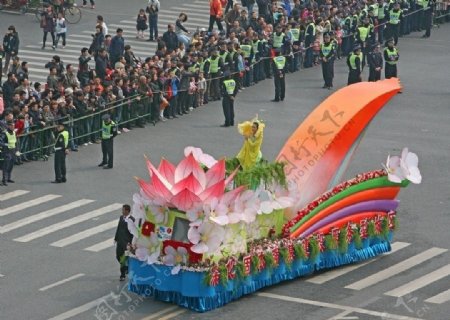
[384, 47, 399, 65]
[321, 43, 333, 57]
[273, 56, 286, 70]
[102, 121, 115, 140]
[306, 23, 316, 37]
[229, 50, 236, 60]
[223, 79, 236, 95]
[370, 4, 379, 16]
[389, 9, 401, 24]
[209, 56, 220, 73]
[200, 60, 208, 73]
[417, 0, 424, 6]
[357, 26, 370, 41]
[272, 33, 285, 48]
[349, 52, 363, 70]
[188, 62, 200, 72]
[219, 52, 228, 66]
[252, 40, 260, 54]
[378, 3, 386, 19]
[290, 28, 300, 41]
[55, 130, 69, 150]
[5, 131, 16, 149]
[422, 0, 429, 7]
[240, 44, 252, 58]
[344, 16, 353, 29]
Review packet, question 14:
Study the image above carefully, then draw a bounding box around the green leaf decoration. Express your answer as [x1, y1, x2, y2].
[235, 261, 246, 280]
[203, 270, 212, 286]
[381, 217, 390, 239]
[394, 216, 399, 230]
[368, 220, 376, 237]
[325, 234, 338, 250]
[279, 247, 292, 268]
[309, 238, 320, 261]
[264, 252, 275, 270]
[251, 255, 260, 274]
[294, 243, 306, 261]
[353, 228, 363, 249]
[338, 227, 349, 254]
[218, 265, 228, 286]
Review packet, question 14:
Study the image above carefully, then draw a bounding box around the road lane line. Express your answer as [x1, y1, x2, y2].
[307, 242, 411, 284]
[385, 264, 450, 297]
[0, 195, 61, 217]
[50, 220, 117, 247]
[257, 292, 424, 320]
[14, 203, 122, 242]
[83, 239, 114, 252]
[39, 273, 85, 291]
[425, 288, 450, 304]
[47, 294, 111, 320]
[0, 274, 4, 277]
[0, 190, 29, 201]
[0, 199, 95, 234]
[158, 309, 186, 320]
[345, 248, 448, 290]
[139, 306, 179, 320]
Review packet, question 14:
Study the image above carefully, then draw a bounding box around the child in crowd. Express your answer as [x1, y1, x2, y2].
[188, 77, 197, 110]
[197, 72, 206, 107]
[136, 9, 148, 39]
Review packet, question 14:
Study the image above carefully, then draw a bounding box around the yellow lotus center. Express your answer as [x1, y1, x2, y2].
[175, 255, 183, 263]
[210, 210, 217, 218]
[201, 234, 209, 242]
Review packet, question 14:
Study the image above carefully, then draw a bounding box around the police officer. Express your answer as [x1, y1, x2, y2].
[386, 2, 403, 45]
[347, 45, 363, 85]
[368, 43, 383, 81]
[304, 16, 316, 68]
[98, 114, 117, 169]
[383, 38, 399, 79]
[1, 121, 19, 186]
[320, 33, 336, 90]
[52, 121, 69, 183]
[421, 0, 435, 38]
[272, 52, 286, 102]
[221, 71, 237, 127]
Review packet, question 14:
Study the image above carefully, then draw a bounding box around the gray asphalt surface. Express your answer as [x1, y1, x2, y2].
[0, 1, 449, 319]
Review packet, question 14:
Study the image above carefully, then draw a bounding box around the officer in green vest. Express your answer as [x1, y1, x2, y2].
[290, 22, 301, 72]
[252, 32, 263, 83]
[221, 71, 237, 127]
[355, 17, 373, 66]
[206, 48, 223, 101]
[98, 114, 117, 169]
[347, 45, 363, 85]
[52, 121, 69, 183]
[240, 38, 254, 87]
[421, 0, 435, 38]
[271, 53, 286, 102]
[320, 33, 336, 90]
[383, 38, 399, 79]
[386, 2, 403, 45]
[1, 121, 18, 186]
[304, 17, 316, 68]
[377, 0, 388, 44]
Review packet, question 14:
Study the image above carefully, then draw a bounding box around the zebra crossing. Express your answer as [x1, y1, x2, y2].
[1, 188, 449, 309]
[0, 189, 121, 253]
[19, 0, 214, 84]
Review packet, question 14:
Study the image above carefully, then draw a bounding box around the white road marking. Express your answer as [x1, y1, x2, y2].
[425, 288, 450, 304]
[0, 274, 4, 278]
[50, 220, 117, 247]
[39, 273, 85, 292]
[47, 293, 111, 320]
[0, 199, 94, 234]
[307, 242, 411, 284]
[385, 264, 450, 297]
[14, 203, 122, 242]
[345, 248, 448, 290]
[257, 292, 424, 320]
[0, 190, 29, 201]
[158, 309, 186, 320]
[83, 239, 114, 252]
[139, 306, 180, 320]
[0, 195, 61, 217]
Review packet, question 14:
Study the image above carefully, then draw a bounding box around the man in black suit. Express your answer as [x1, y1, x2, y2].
[114, 204, 134, 281]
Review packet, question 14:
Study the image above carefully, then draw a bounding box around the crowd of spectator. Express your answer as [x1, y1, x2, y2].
[0, 0, 449, 165]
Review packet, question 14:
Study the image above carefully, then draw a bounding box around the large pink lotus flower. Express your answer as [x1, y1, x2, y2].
[136, 149, 240, 212]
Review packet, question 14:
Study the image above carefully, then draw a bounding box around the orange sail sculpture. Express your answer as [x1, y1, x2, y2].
[276, 78, 402, 208]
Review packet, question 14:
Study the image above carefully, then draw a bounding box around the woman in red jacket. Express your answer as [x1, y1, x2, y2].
[208, 0, 224, 33]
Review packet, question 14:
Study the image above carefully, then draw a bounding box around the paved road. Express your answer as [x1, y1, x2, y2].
[1, 1, 449, 319]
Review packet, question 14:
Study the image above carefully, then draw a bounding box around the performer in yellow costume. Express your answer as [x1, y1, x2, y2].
[236, 117, 265, 170]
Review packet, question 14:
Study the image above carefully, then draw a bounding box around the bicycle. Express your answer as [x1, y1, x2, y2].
[34, 0, 81, 24]
[0, 0, 32, 14]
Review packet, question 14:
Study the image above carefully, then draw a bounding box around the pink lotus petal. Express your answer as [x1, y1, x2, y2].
[146, 158, 173, 190]
[198, 180, 225, 202]
[171, 173, 204, 195]
[199, 153, 218, 168]
[158, 158, 176, 185]
[174, 153, 199, 183]
[137, 178, 159, 199]
[221, 186, 246, 205]
[205, 159, 226, 187]
[170, 189, 202, 212]
[150, 171, 173, 201]
[184, 146, 202, 159]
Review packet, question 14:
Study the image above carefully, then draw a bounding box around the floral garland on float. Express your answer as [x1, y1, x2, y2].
[125, 146, 421, 312]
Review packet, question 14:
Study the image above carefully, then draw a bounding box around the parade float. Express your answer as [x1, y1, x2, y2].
[125, 78, 422, 312]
